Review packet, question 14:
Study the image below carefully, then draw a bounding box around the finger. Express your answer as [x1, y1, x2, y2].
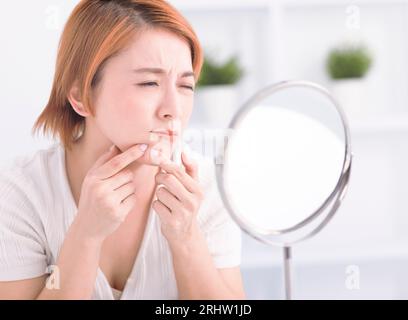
[152, 199, 172, 224]
[90, 144, 120, 171]
[133, 135, 172, 167]
[103, 169, 133, 190]
[155, 171, 191, 204]
[158, 160, 199, 194]
[96, 144, 148, 179]
[156, 186, 181, 212]
[181, 151, 199, 181]
[115, 181, 136, 204]
[120, 193, 137, 214]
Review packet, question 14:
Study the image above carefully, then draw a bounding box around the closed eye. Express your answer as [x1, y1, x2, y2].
[138, 82, 194, 91]
[181, 85, 195, 91]
[138, 82, 158, 87]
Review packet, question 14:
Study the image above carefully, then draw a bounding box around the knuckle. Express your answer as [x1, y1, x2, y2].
[156, 193, 164, 203]
[152, 200, 161, 210]
[156, 188, 162, 198]
[157, 186, 166, 195]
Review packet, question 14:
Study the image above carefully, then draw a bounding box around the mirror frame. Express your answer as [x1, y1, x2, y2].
[215, 80, 353, 246]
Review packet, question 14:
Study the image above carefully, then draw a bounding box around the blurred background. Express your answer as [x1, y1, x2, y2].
[1, 0, 408, 299]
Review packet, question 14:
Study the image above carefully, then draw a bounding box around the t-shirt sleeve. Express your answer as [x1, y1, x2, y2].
[196, 155, 242, 269]
[0, 169, 48, 281]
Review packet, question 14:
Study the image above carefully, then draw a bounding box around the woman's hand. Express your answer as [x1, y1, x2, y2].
[153, 151, 204, 246]
[73, 144, 148, 243]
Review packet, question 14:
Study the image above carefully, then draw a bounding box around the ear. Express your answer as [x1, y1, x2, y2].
[67, 81, 91, 117]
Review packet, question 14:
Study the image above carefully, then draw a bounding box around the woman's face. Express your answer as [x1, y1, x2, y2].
[90, 28, 195, 164]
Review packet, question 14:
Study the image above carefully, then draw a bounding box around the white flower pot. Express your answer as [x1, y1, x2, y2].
[194, 85, 238, 128]
[330, 78, 368, 123]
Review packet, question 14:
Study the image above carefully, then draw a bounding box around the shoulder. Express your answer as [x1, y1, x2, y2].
[0, 143, 62, 215]
[0, 145, 61, 281]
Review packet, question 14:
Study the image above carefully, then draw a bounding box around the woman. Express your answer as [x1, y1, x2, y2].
[0, 0, 245, 300]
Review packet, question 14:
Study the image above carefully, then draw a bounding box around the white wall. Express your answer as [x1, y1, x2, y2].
[0, 1, 79, 162]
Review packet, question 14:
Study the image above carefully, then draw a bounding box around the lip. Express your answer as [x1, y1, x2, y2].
[151, 130, 178, 137]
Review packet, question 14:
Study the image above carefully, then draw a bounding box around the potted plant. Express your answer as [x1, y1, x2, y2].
[326, 44, 373, 121]
[195, 54, 244, 127]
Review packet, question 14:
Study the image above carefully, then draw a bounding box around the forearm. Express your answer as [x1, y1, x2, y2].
[170, 223, 240, 300]
[36, 218, 103, 300]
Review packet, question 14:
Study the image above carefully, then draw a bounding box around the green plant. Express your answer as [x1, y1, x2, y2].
[327, 45, 372, 80]
[197, 55, 244, 87]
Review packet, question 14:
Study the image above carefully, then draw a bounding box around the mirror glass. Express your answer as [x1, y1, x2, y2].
[223, 84, 347, 234]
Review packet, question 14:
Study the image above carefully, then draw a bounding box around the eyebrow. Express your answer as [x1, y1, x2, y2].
[132, 68, 195, 78]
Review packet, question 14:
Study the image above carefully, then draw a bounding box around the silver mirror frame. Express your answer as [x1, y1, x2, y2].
[215, 80, 353, 247]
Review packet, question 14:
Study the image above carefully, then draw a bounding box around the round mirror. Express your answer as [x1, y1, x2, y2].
[215, 80, 352, 298]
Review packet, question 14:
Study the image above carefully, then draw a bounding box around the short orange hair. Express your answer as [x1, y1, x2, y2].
[32, 0, 203, 150]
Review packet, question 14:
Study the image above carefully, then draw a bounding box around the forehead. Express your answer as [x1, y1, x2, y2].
[120, 28, 193, 71]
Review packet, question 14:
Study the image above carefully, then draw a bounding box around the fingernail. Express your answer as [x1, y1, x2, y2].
[139, 144, 148, 152]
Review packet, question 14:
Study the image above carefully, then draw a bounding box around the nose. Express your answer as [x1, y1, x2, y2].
[157, 84, 182, 121]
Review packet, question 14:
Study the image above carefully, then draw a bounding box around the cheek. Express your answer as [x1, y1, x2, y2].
[94, 91, 155, 148]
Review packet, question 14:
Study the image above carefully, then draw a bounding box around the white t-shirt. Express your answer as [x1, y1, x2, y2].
[0, 142, 242, 299]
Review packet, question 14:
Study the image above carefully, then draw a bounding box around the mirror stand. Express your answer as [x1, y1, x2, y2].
[283, 246, 292, 300]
